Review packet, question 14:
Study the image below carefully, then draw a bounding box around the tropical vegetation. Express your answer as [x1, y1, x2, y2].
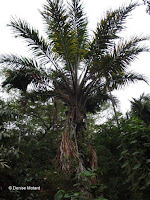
[0, 0, 150, 199]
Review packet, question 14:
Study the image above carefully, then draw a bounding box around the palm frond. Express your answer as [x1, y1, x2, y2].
[88, 2, 138, 58]
[85, 87, 109, 113]
[112, 36, 149, 72]
[89, 36, 149, 79]
[41, 0, 77, 70]
[68, 0, 88, 54]
[107, 71, 147, 90]
[8, 18, 52, 64]
[0, 54, 37, 69]
[2, 69, 32, 92]
[52, 71, 75, 98]
[130, 93, 150, 123]
[0, 54, 46, 92]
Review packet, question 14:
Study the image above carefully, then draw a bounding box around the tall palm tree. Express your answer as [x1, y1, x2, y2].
[0, 0, 148, 171]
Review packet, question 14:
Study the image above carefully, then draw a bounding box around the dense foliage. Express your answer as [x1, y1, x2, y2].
[0, 94, 150, 200]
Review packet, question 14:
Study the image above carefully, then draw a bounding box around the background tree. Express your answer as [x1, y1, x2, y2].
[143, 0, 150, 14]
[130, 93, 150, 124]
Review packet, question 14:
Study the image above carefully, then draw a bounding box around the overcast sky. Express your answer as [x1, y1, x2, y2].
[0, 0, 150, 113]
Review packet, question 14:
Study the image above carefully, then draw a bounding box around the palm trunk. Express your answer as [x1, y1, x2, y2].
[73, 124, 85, 172]
[57, 112, 84, 172]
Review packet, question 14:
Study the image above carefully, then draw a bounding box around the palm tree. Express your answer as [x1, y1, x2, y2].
[130, 93, 150, 124]
[0, 0, 148, 171]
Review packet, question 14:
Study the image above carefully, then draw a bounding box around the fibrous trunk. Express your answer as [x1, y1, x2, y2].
[57, 110, 98, 173]
[57, 113, 84, 172]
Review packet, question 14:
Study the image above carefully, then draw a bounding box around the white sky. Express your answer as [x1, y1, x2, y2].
[0, 0, 150, 113]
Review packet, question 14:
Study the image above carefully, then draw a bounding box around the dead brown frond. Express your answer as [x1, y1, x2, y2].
[89, 144, 98, 170]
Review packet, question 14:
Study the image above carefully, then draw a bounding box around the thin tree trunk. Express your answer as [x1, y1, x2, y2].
[108, 87, 120, 128]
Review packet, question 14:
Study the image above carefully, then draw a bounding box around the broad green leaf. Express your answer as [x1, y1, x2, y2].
[132, 151, 140, 156]
[146, 159, 150, 163]
[118, 156, 123, 161]
[73, 192, 80, 197]
[122, 160, 129, 168]
[130, 140, 137, 144]
[138, 174, 146, 181]
[64, 193, 70, 198]
[90, 185, 97, 189]
[54, 190, 65, 200]
[80, 170, 92, 177]
[121, 150, 128, 155]
[143, 143, 150, 147]
[133, 163, 141, 170]
[146, 179, 150, 186]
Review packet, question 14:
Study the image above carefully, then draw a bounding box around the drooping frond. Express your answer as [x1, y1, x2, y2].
[112, 36, 149, 72]
[8, 18, 51, 64]
[89, 36, 149, 78]
[0, 54, 38, 69]
[52, 70, 74, 93]
[106, 71, 147, 90]
[2, 69, 31, 92]
[51, 70, 75, 105]
[85, 88, 109, 113]
[0, 54, 46, 92]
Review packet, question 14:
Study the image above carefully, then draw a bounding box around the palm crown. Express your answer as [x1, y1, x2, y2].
[0, 0, 148, 171]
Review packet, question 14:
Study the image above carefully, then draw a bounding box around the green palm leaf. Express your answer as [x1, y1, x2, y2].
[68, 0, 88, 54]
[106, 71, 147, 90]
[41, 0, 77, 70]
[112, 36, 149, 72]
[88, 2, 138, 58]
[0, 54, 46, 92]
[8, 18, 52, 65]
[89, 36, 149, 78]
